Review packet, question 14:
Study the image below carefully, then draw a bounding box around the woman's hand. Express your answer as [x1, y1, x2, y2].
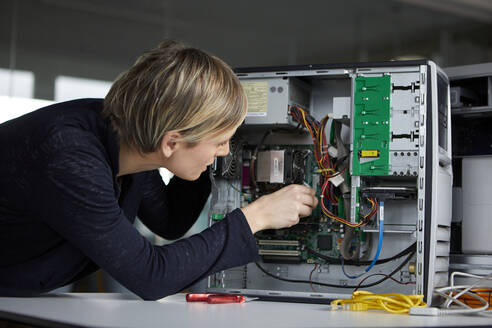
[241, 184, 318, 234]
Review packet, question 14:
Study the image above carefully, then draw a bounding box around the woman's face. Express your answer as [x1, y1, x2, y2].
[165, 129, 236, 181]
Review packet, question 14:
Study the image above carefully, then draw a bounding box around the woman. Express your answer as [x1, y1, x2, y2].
[0, 41, 317, 300]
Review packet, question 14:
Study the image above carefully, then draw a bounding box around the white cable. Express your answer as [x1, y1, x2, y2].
[445, 272, 492, 308]
[434, 288, 488, 315]
[411, 271, 492, 316]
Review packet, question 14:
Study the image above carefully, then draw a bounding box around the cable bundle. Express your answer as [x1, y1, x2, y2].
[410, 272, 492, 316]
[289, 105, 333, 178]
[434, 272, 492, 316]
[331, 291, 426, 314]
[289, 105, 377, 226]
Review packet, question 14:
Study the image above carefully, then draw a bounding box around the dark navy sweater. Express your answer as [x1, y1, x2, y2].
[0, 99, 258, 300]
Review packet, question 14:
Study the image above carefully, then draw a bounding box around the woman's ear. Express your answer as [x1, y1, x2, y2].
[160, 131, 182, 158]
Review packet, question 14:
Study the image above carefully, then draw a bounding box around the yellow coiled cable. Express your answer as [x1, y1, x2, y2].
[331, 291, 426, 314]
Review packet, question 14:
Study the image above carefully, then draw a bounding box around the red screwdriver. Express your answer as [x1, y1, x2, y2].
[186, 293, 246, 304]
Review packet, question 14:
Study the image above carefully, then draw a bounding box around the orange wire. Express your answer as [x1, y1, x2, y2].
[457, 289, 492, 309]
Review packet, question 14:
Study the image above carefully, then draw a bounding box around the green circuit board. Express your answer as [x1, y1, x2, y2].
[254, 144, 343, 262]
[352, 75, 391, 176]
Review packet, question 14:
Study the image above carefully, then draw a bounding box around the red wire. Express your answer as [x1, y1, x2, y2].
[290, 106, 379, 226]
[309, 263, 319, 292]
[328, 180, 336, 203]
[321, 178, 378, 226]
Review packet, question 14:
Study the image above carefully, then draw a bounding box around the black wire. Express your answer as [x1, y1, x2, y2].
[255, 261, 343, 288]
[289, 106, 325, 167]
[349, 250, 415, 289]
[305, 242, 416, 266]
[254, 250, 415, 289]
[290, 106, 318, 134]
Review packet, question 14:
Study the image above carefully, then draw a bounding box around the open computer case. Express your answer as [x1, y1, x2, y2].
[206, 60, 452, 306]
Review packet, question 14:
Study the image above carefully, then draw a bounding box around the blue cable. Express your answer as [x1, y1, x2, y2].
[341, 201, 384, 279]
[364, 209, 384, 273]
[341, 256, 361, 279]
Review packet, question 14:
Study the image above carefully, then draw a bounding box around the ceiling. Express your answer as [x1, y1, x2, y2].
[1, 0, 492, 99]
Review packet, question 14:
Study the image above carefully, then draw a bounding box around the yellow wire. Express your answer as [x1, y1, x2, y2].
[331, 291, 426, 314]
[316, 168, 337, 174]
[298, 107, 328, 175]
[362, 198, 376, 220]
[321, 209, 363, 228]
[321, 197, 375, 228]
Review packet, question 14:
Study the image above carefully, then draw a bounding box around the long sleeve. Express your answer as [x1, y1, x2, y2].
[32, 132, 258, 300]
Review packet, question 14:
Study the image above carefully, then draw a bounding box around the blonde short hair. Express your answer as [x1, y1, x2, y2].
[103, 40, 247, 153]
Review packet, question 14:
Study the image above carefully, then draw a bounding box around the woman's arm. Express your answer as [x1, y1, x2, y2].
[35, 140, 257, 300]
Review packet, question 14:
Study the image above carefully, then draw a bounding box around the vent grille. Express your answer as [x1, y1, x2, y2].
[433, 225, 451, 288]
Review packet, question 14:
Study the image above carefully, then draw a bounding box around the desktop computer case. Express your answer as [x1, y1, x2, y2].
[206, 60, 452, 306]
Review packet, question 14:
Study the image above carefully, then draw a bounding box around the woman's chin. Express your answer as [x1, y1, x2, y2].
[175, 171, 202, 181]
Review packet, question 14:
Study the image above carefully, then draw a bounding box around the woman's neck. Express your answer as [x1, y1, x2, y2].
[117, 142, 166, 177]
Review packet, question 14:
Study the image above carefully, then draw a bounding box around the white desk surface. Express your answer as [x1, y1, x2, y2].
[0, 293, 491, 328]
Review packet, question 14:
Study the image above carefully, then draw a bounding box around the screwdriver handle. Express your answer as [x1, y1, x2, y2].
[186, 293, 211, 302]
[207, 295, 246, 304]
